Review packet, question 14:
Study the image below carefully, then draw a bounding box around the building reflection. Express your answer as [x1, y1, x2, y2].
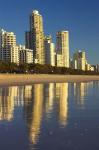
[14, 86, 24, 107]
[24, 84, 44, 145]
[0, 83, 69, 144]
[23, 85, 33, 107]
[45, 83, 55, 116]
[0, 86, 18, 121]
[24, 83, 69, 144]
[56, 83, 69, 127]
[73, 82, 89, 106]
[0, 85, 33, 122]
[24, 86, 32, 99]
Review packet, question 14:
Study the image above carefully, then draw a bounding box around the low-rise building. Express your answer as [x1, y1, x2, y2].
[19, 45, 33, 64]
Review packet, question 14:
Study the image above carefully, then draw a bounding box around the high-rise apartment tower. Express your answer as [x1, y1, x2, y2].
[26, 10, 45, 64]
[56, 31, 69, 67]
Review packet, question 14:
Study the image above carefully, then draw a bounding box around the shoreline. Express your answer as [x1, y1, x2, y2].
[0, 74, 99, 86]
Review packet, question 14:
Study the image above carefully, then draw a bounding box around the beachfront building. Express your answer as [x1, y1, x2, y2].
[25, 10, 45, 64]
[96, 64, 99, 72]
[44, 36, 55, 66]
[56, 54, 63, 67]
[0, 29, 19, 64]
[73, 50, 86, 71]
[19, 45, 33, 64]
[85, 62, 91, 71]
[56, 31, 69, 67]
[90, 65, 96, 72]
[10, 45, 19, 64]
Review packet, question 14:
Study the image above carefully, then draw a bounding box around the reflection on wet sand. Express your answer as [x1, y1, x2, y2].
[24, 83, 69, 144]
[24, 84, 44, 145]
[0, 83, 69, 143]
[45, 83, 55, 116]
[74, 82, 88, 107]
[29, 84, 44, 144]
[0, 86, 18, 121]
[56, 83, 69, 126]
[0, 81, 94, 146]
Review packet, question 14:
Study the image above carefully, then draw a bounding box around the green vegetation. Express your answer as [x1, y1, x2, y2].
[0, 61, 98, 75]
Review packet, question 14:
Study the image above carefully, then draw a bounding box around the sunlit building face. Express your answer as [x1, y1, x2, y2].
[56, 31, 69, 67]
[0, 29, 19, 64]
[26, 10, 45, 64]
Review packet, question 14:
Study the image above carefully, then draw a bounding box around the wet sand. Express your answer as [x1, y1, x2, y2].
[0, 74, 99, 86]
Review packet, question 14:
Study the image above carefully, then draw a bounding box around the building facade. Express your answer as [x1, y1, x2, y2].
[44, 36, 55, 66]
[19, 45, 33, 64]
[56, 31, 69, 67]
[0, 29, 19, 64]
[26, 10, 45, 64]
[73, 50, 86, 71]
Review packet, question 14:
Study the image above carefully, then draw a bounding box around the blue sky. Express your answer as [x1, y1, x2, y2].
[0, 0, 99, 64]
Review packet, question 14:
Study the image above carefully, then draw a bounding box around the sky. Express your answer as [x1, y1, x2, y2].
[0, 0, 99, 64]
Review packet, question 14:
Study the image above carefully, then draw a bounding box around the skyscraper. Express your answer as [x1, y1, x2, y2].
[56, 31, 69, 67]
[26, 10, 45, 64]
[44, 36, 55, 66]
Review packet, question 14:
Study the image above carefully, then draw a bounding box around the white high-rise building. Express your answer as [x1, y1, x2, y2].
[56, 31, 69, 67]
[44, 36, 55, 66]
[73, 50, 86, 71]
[0, 29, 19, 64]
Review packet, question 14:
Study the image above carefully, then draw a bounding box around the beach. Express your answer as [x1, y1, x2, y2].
[0, 74, 99, 86]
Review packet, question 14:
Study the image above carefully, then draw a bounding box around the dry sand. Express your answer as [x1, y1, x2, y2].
[0, 74, 99, 86]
